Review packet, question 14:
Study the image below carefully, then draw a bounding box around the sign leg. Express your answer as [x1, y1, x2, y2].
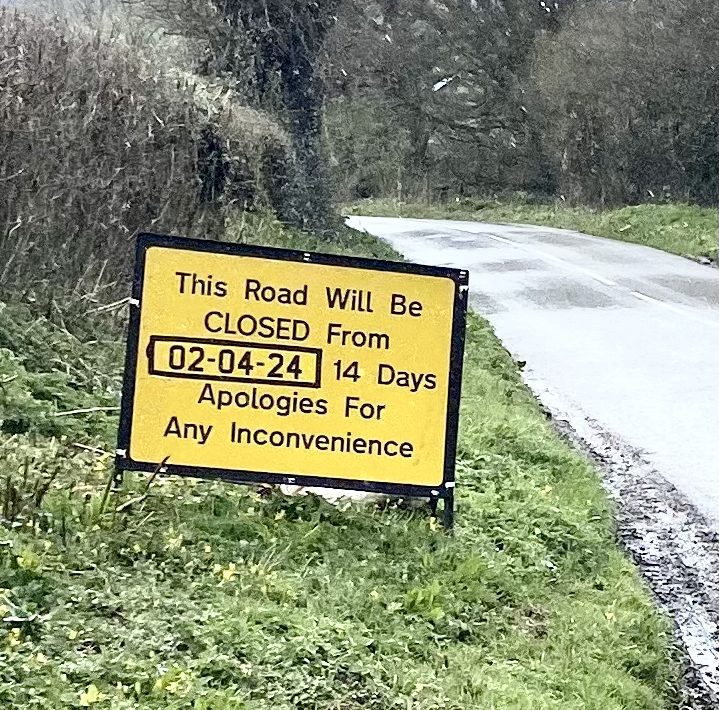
[113, 464, 124, 490]
[442, 493, 454, 532]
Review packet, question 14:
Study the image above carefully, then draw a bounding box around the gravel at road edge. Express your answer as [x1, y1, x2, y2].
[526, 373, 719, 709]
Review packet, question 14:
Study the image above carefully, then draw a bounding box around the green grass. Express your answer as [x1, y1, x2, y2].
[0, 216, 678, 708]
[346, 198, 718, 261]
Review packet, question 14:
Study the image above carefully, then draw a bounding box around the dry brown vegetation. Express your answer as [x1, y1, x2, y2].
[0, 8, 289, 309]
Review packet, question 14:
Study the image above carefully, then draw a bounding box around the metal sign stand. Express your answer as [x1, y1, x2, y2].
[429, 493, 454, 531]
[116, 233, 468, 532]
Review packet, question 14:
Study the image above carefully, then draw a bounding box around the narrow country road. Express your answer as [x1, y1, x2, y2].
[348, 216, 719, 527]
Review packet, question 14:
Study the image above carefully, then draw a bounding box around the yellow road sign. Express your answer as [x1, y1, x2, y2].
[117, 233, 468, 499]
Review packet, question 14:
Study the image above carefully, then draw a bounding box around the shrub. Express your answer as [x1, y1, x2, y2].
[0, 9, 289, 307]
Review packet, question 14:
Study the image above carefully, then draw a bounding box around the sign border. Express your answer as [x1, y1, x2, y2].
[147, 336, 324, 388]
[116, 232, 468, 501]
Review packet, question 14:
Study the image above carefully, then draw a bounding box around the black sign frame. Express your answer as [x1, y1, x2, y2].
[116, 232, 468, 527]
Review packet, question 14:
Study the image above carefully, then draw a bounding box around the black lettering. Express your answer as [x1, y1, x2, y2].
[164, 417, 212, 444]
[276, 396, 291, 417]
[326, 287, 351, 309]
[176, 272, 227, 297]
[345, 396, 360, 417]
[188, 347, 204, 372]
[176, 272, 192, 294]
[197, 424, 213, 445]
[377, 365, 436, 392]
[204, 311, 223, 333]
[384, 441, 399, 456]
[222, 313, 237, 334]
[292, 320, 310, 341]
[192, 273, 206, 296]
[367, 439, 382, 456]
[234, 426, 251, 444]
[245, 280, 307, 305]
[275, 318, 291, 340]
[198, 383, 215, 405]
[327, 322, 341, 343]
[352, 438, 367, 454]
[390, 294, 422, 317]
[378, 363, 395, 385]
[245, 279, 261, 300]
[327, 324, 390, 350]
[164, 416, 181, 438]
[265, 285, 280, 302]
[228, 426, 414, 458]
[239, 314, 258, 337]
[325, 287, 373, 312]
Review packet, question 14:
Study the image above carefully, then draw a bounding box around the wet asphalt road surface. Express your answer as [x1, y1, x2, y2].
[348, 216, 719, 527]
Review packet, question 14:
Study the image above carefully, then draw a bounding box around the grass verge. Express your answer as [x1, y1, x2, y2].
[346, 198, 718, 262]
[0, 216, 677, 708]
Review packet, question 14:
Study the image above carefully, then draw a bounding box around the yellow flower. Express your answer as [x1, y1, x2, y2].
[165, 533, 183, 551]
[93, 452, 112, 473]
[16, 550, 39, 570]
[68, 629, 79, 640]
[221, 563, 237, 583]
[79, 683, 104, 706]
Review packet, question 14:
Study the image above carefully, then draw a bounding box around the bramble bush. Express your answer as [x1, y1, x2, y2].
[0, 8, 289, 308]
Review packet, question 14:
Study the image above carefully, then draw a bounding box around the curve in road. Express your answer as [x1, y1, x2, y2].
[348, 215, 719, 527]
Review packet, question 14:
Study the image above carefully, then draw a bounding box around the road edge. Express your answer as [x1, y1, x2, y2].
[523, 372, 719, 708]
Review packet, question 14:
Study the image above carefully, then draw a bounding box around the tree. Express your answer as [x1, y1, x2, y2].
[133, 0, 342, 231]
[324, 0, 576, 199]
[535, 0, 718, 205]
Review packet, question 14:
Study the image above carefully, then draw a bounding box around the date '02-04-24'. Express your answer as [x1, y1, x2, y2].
[146, 336, 322, 388]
